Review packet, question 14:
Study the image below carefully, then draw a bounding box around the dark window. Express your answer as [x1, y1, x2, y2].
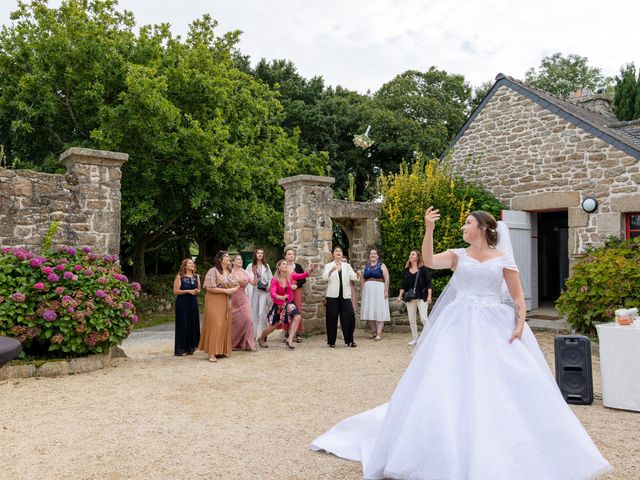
[626, 213, 640, 239]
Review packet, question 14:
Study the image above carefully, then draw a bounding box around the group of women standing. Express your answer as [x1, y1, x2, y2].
[173, 245, 434, 360]
[173, 248, 314, 362]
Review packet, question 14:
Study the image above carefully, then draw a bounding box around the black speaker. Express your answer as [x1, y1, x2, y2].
[554, 335, 593, 405]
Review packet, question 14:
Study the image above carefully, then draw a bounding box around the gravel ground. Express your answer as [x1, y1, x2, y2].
[0, 325, 637, 480]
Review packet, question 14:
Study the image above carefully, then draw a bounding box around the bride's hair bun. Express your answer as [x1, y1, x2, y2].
[470, 211, 498, 247]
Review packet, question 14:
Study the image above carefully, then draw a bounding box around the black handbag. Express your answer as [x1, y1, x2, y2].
[256, 278, 269, 291]
[402, 270, 420, 302]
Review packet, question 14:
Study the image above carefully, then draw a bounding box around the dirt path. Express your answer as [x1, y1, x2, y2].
[0, 326, 637, 479]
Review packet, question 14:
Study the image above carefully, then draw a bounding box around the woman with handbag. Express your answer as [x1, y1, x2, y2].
[245, 249, 272, 340]
[359, 249, 391, 341]
[323, 247, 360, 348]
[257, 259, 315, 350]
[396, 250, 433, 346]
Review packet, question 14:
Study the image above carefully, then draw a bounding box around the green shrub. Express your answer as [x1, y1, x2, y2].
[378, 156, 503, 295]
[556, 236, 640, 334]
[0, 245, 140, 357]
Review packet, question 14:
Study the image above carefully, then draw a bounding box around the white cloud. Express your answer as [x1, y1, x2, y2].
[1, 0, 638, 92]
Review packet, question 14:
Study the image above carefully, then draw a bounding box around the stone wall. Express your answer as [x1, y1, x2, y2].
[449, 85, 640, 255]
[278, 175, 380, 332]
[0, 148, 128, 255]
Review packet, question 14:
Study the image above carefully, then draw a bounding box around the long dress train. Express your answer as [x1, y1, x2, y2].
[311, 249, 611, 480]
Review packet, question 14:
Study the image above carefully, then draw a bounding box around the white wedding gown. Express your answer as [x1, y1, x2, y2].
[311, 249, 611, 480]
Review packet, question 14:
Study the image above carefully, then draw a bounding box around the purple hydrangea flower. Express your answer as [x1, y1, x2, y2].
[131, 315, 139, 324]
[54, 287, 65, 295]
[65, 247, 77, 255]
[82, 246, 91, 254]
[111, 288, 120, 296]
[97, 277, 108, 285]
[89, 253, 100, 260]
[63, 271, 74, 280]
[14, 249, 28, 261]
[41, 266, 54, 275]
[34, 282, 46, 291]
[122, 301, 133, 310]
[2, 247, 13, 253]
[47, 273, 60, 282]
[73, 265, 83, 272]
[10, 292, 26, 303]
[55, 264, 66, 271]
[42, 310, 57, 322]
[84, 269, 94, 276]
[95, 290, 107, 298]
[131, 282, 141, 292]
[61, 295, 73, 303]
[30, 257, 46, 268]
[71, 275, 79, 282]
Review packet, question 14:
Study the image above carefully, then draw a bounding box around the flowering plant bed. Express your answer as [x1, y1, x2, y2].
[0, 245, 140, 357]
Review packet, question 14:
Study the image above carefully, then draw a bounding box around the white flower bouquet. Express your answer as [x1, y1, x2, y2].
[353, 125, 374, 149]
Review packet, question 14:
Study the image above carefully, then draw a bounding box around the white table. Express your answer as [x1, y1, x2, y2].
[595, 323, 640, 412]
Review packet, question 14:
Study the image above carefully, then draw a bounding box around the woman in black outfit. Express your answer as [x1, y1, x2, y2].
[396, 250, 432, 346]
[173, 258, 201, 355]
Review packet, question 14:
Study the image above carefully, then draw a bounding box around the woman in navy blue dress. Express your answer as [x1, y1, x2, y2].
[173, 258, 201, 356]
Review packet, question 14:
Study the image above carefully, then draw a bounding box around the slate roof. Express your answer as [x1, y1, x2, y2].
[442, 74, 640, 160]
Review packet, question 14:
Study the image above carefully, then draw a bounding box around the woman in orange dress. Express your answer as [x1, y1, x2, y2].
[198, 251, 238, 363]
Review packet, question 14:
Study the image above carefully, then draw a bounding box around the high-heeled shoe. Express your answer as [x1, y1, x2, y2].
[285, 342, 295, 350]
[258, 338, 268, 348]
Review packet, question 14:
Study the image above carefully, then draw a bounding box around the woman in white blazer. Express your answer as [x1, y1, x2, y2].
[323, 246, 360, 347]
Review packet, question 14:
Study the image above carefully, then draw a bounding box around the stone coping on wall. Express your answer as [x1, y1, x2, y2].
[278, 174, 335, 188]
[60, 147, 128, 167]
[0, 346, 126, 381]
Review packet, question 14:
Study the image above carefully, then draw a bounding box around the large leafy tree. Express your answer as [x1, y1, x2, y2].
[0, 0, 136, 170]
[0, 1, 323, 279]
[612, 63, 639, 121]
[358, 68, 471, 193]
[252, 63, 472, 200]
[524, 53, 611, 98]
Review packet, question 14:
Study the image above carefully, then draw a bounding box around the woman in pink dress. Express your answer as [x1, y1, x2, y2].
[257, 260, 316, 350]
[230, 254, 256, 351]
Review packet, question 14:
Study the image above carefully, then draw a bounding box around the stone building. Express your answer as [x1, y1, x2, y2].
[445, 74, 640, 309]
[278, 175, 380, 332]
[0, 148, 127, 255]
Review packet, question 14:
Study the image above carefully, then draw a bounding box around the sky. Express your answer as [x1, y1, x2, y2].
[1, 0, 639, 94]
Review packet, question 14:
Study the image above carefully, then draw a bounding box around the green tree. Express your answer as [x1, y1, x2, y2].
[0, 0, 136, 170]
[469, 80, 494, 111]
[252, 59, 367, 198]
[612, 63, 638, 121]
[0, 1, 323, 279]
[524, 53, 610, 98]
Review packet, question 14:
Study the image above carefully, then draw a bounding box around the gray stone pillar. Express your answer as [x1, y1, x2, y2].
[60, 148, 128, 255]
[278, 175, 335, 332]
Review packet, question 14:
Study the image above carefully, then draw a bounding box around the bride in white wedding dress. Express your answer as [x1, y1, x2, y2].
[311, 208, 611, 480]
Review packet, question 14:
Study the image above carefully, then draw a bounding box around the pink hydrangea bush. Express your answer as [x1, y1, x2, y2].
[0, 246, 139, 357]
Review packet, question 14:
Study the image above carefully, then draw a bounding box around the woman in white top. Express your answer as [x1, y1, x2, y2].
[245, 249, 272, 339]
[322, 247, 360, 348]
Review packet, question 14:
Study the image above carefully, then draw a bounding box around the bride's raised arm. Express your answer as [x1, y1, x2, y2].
[422, 207, 457, 270]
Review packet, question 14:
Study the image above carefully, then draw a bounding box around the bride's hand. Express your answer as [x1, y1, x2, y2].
[509, 325, 524, 343]
[424, 207, 440, 228]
